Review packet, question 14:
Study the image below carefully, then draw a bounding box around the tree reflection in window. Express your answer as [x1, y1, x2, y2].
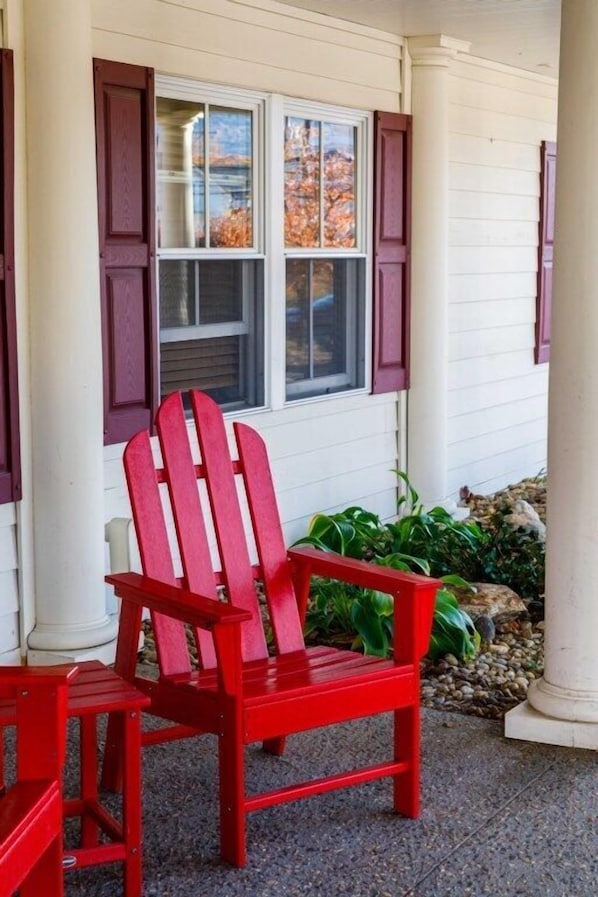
[284, 116, 356, 249]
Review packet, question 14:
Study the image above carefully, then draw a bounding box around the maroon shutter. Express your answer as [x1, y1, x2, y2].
[535, 140, 556, 364]
[372, 111, 412, 394]
[94, 59, 158, 444]
[0, 50, 20, 503]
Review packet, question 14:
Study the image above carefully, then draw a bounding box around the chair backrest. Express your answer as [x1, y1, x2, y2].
[124, 390, 305, 677]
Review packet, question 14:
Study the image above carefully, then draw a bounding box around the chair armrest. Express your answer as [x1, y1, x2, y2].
[287, 546, 440, 663]
[106, 572, 252, 631]
[287, 546, 439, 592]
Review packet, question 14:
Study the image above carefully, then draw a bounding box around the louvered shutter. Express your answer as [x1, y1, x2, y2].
[535, 140, 556, 364]
[94, 59, 158, 444]
[372, 111, 412, 394]
[0, 50, 20, 503]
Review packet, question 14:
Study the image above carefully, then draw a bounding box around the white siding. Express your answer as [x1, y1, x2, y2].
[447, 56, 557, 497]
[97, 0, 403, 544]
[0, 503, 20, 658]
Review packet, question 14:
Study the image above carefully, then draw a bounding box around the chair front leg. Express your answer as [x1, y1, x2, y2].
[218, 694, 246, 867]
[213, 621, 246, 866]
[393, 703, 420, 818]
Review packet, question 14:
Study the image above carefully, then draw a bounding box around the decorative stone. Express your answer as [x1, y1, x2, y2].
[451, 582, 527, 621]
[504, 499, 546, 543]
[489, 643, 510, 654]
[474, 614, 496, 643]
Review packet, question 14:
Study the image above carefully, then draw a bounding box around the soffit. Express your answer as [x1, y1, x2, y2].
[275, 0, 561, 76]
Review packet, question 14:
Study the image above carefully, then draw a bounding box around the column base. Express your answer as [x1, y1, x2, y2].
[27, 632, 117, 666]
[528, 675, 598, 722]
[27, 614, 118, 653]
[505, 700, 598, 750]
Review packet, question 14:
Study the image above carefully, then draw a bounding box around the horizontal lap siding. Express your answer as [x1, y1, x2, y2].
[91, 0, 402, 110]
[95, 2, 403, 543]
[447, 58, 557, 497]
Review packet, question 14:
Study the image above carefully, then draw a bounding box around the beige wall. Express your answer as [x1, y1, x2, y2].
[91, 0, 402, 110]
[446, 55, 557, 496]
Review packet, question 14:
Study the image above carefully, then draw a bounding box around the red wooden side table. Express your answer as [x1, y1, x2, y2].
[0, 660, 149, 896]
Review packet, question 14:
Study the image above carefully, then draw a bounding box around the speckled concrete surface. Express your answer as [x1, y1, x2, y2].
[49, 708, 597, 897]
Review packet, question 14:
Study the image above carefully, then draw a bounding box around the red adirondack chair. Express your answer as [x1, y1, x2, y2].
[104, 390, 440, 867]
[0, 665, 77, 897]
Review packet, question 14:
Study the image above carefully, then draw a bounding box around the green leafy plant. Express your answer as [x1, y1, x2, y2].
[388, 473, 487, 581]
[477, 509, 545, 604]
[294, 499, 482, 662]
[299, 506, 388, 559]
[428, 584, 480, 663]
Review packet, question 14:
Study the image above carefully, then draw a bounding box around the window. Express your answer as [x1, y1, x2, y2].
[284, 109, 366, 400]
[156, 89, 264, 411]
[156, 85, 367, 410]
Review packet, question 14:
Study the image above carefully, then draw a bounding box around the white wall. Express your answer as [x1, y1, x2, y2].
[447, 56, 557, 497]
[0, 504, 21, 663]
[95, 0, 405, 543]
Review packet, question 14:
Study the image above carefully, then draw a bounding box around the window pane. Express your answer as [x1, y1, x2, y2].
[323, 123, 356, 249]
[197, 261, 243, 324]
[209, 107, 253, 248]
[311, 260, 343, 377]
[285, 258, 365, 400]
[284, 117, 320, 248]
[159, 260, 197, 328]
[157, 97, 206, 249]
[285, 259, 310, 383]
[159, 259, 264, 409]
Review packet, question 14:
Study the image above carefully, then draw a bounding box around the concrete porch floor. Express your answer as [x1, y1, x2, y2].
[60, 707, 597, 897]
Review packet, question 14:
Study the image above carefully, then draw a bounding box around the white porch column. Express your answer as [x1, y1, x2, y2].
[505, 0, 598, 748]
[406, 36, 469, 506]
[24, 0, 116, 661]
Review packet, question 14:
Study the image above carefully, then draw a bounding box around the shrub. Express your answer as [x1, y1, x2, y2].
[294, 494, 480, 661]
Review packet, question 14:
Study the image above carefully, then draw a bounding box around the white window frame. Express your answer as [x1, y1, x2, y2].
[282, 98, 369, 403]
[155, 77, 371, 414]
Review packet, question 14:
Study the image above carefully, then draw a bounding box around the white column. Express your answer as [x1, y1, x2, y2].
[406, 36, 469, 507]
[24, 0, 116, 661]
[505, 0, 598, 748]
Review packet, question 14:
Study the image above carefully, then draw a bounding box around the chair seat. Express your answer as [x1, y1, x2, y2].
[145, 646, 417, 742]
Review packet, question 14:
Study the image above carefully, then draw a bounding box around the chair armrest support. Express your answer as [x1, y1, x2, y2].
[106, 572, 252, 631]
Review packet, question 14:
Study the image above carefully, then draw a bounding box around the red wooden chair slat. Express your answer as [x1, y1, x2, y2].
[190, 390, 268, 661]
[124, 430, 191, 677]
[104, 389, 440, 867]
[155, 391, 219, 668]
[235, 421, 304, 655]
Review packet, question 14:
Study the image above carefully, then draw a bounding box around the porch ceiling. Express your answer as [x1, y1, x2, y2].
[276, 0, 561, 76]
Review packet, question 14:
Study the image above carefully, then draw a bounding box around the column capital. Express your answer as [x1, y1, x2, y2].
[408, 34, 471, 67]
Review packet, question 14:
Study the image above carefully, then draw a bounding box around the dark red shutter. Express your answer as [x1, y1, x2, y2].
[535, 140, 556, 364]
[372, 111, 412, 394]
[94, 59, 158, 444]
[0, 50, 20, 503]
